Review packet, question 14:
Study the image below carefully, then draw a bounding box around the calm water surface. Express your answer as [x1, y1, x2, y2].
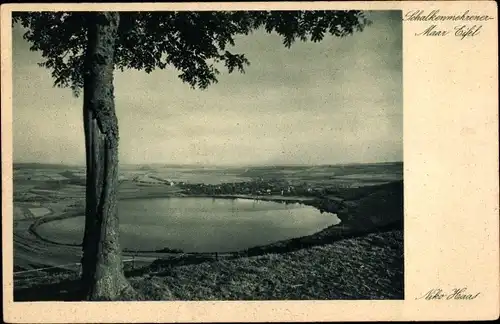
[37, 197, 340, 252]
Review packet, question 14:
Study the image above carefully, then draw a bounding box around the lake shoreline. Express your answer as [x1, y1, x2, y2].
[26, 180, 402, 260]
[28, 194, 337, 254]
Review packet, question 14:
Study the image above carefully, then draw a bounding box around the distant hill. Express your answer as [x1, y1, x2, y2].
[13, 163, 84, 170]
[13, 161, 403, 173]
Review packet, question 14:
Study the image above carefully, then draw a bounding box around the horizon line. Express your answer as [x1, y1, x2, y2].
[13, 160, 404, 168]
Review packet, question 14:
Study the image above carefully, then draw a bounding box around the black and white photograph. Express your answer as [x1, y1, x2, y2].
[9, 9, 405, 302]
[3, 2, 500, 322]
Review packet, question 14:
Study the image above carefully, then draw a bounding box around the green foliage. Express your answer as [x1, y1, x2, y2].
[13, 10, 370, 95]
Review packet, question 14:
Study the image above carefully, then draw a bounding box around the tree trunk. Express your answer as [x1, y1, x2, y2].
[80, 12, 134, 301]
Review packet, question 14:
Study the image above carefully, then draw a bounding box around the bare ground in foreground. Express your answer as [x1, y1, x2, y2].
[14, 229, 403, 301]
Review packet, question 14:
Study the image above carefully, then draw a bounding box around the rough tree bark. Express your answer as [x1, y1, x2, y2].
[80, 11, 134, 301]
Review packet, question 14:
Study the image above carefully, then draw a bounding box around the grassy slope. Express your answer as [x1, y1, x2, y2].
[131, 230, 403, 300]
[15, 230, 403, 301]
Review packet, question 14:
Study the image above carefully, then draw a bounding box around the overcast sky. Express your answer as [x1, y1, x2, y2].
[13, 11, 402, 166]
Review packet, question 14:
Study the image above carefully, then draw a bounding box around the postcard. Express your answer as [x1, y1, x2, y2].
[2, 1, 498, 322]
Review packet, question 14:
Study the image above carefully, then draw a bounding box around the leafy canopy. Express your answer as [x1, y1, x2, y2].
[13, 11, 370, 95]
